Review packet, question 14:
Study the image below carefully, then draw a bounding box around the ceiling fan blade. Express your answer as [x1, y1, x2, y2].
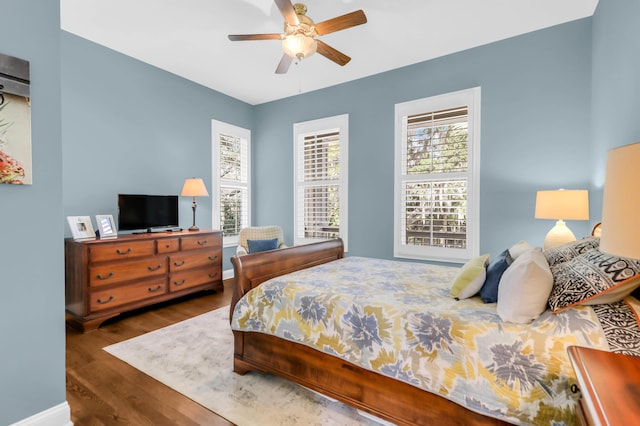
[274, 0, 299, 26]
[228, 33, 282, 41]
[315, 10, 367, 36]
[316, 40, 351, 66]
[275, 54, 293, 74]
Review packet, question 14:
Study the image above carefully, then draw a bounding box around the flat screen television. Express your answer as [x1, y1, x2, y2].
[117, 194, 179, 232]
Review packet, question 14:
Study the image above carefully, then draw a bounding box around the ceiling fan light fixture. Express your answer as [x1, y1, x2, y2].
[282, 34, 317, 60]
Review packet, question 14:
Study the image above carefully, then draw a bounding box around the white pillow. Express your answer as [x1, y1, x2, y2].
[508, 240, 534, 260]
[497, 248, 553, 323]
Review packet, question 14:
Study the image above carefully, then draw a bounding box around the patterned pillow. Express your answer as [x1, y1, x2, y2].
[544, 236, 600, 267]
[548, 250, 640, 313]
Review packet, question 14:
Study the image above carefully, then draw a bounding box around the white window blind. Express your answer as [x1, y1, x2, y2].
[394, 88, 480, 263]
[212, 120, 250, 247]
[294, 115, 348, 249]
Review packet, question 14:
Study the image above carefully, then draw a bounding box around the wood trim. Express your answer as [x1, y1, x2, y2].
[568, 345, 640, 426]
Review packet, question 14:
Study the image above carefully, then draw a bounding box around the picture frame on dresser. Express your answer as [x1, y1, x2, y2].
[66, 215, 96, 241]
[95, 214, 117, 239]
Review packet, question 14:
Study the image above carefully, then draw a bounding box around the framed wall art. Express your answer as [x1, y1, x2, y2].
[0, 52, 31, 185]
[67, 216, 96, 241]
[96, 214, 117, 239]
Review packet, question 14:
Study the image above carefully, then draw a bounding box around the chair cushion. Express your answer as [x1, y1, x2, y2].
[247, 238, 279, 254]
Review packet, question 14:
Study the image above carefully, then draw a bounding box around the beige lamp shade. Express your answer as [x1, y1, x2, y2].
[535, 189, 590, 220]
[600, 142, 640, 259]
[535, 189, 589, 249]
[181, 178, 209, 197]
[181, 178, 208, 231]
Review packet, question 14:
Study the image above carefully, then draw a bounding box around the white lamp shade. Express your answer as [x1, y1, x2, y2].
[600, 142, 640, 259]
[282, 34, 317, 59]
[181, 178, 209, 197]
[535, 189, 590, 220]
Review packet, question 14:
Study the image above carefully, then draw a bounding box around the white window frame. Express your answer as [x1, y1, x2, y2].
[293, 114, 349, 251]
[212, 120, 251, 248]
[394, 87, 480, 263]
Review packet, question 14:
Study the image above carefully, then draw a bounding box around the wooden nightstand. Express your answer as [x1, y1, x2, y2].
[567, 345, 640, 425]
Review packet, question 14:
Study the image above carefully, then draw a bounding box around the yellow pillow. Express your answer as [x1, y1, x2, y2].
[450, 254, 490, 299]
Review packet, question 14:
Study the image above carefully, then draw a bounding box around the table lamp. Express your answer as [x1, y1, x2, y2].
[181, 177, 209, 231]
[535, 189, 589, 249]
[600, 142, 640, 259]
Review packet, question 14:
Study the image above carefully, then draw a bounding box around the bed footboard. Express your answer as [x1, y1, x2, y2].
[229, 238, 507, 425]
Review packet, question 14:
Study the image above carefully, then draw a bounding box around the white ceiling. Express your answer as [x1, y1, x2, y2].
[60, 0, 598, 105]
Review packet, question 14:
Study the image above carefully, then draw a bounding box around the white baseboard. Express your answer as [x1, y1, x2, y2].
[10, 402, 72, 426]
[223, 268, 234, 280]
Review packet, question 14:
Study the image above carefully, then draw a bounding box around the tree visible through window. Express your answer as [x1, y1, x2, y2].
[294, 115, 348, 249]
[212, 120, 250, 247]
[395, 88, 480, 262]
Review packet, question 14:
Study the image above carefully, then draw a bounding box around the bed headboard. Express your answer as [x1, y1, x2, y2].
[230, 238, 344, 315]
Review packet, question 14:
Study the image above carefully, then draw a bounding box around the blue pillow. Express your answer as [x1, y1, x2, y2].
[479, 249, 513, 303]
[247, 238, 279, 254]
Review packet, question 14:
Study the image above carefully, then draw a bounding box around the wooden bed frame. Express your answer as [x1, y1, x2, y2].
[230, 239, 508, 425]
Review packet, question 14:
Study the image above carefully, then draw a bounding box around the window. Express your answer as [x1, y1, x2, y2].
[212, 120, 250, 247]
[294, 114, 348, 250]
[394, 87, 480, 263]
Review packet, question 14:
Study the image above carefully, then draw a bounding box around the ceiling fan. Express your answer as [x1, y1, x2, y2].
[228, 0, 367, 74]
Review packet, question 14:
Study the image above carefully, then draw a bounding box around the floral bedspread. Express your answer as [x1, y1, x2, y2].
[231, 256, 629, 425]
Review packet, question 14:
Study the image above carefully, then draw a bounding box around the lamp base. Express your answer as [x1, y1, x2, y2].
[544, 219, 576, 250]
[188, 225, 199, 231]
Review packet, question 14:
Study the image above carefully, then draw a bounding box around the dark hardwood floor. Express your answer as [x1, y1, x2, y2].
[66, 280, 235, 425]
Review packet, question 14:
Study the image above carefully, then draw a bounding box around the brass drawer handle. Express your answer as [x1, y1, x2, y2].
[148, 264, 162, 271]
[208, 255, 219, 261]
[197, 239, 208, 246]
[148, 285, 163, 293]
[116, 247, 132, 255]
[97, 295, 114, 304]
[173, 260, 186, 267]
[173, 279, 186, 287]
[208, 272, 219, 278]
[96, 272, 114, 280]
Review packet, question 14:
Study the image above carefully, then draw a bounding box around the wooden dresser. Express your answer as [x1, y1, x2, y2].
[567, 345, 640, 425]
[65, 229, 223, 332]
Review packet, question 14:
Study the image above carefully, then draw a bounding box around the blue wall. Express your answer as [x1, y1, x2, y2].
[4, 0, 640, 423]
[0, 0, 66, 424]
[254, 19, 594, 260]
[61, 32, 254, 269]
[590, 0, 640, 216]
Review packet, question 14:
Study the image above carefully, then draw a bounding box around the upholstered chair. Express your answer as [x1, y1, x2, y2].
[236, 226, 287, 256]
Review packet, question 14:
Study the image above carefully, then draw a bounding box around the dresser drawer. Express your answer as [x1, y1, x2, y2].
[180, 234, 221, 251]
[169, 250, 221, 272]
[89, 257, 167, 287]
[170, 267, 219, 291]
[157, 238, 179, 254]
[89, 240, 156, 263]
[90, 278, 168, 312]
[65, 229, 222, 332]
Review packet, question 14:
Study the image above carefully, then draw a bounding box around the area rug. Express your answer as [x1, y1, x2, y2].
[104, 307, 386, 425]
